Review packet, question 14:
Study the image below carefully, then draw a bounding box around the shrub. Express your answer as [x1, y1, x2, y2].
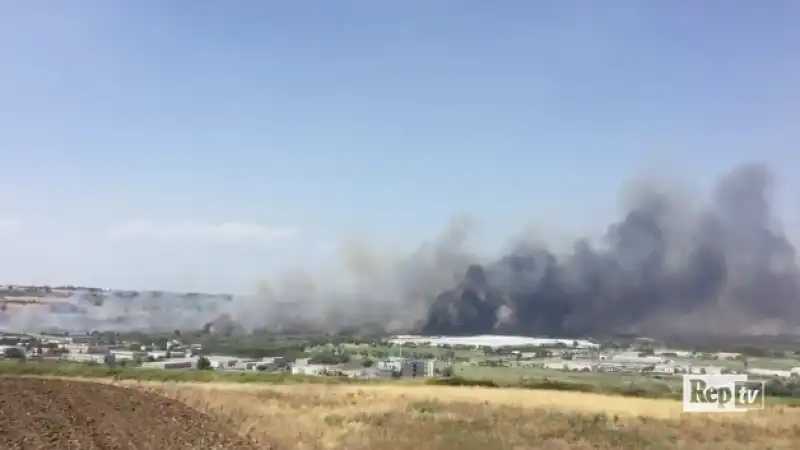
[196, 356, 212, 370]
[427, 377, 498, 388]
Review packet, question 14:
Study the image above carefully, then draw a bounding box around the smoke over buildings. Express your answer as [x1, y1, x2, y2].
[2, 162, 799, 338]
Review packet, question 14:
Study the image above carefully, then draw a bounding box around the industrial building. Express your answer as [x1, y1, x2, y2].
[543, 360, 594, 371]
[38, 334, 95, 346]
[140, 358, 196, 370]
[206, 355, 248, 369]
[108, 350, 147, 361]
[0, 344, 27, 357]
[608, 352, 668, 364]
[388, 334, 598, 349]
[230, 356, 287, 371]
[64, 353, 106, 364]
[287, 356, 435, 379]
[375, 356, 434, 376]
[291, 363, 328, 376]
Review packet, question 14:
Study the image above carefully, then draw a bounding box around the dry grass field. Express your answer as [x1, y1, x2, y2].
[121, 380, 800, 450]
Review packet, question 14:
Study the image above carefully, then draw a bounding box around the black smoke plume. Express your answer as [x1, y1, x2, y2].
[423, 163, 800, 337]
[2, 162, 798, 338]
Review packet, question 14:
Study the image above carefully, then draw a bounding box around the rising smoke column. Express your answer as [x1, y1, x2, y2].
[422, 163, 800, 337]
[2, 162, 798, 338]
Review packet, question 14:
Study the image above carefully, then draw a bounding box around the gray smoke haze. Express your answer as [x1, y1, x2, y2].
[2, 162, 799, 338]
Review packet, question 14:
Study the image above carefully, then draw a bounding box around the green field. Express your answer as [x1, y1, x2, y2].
[673, 356, 799, 370]
[452, 363, 682, 395]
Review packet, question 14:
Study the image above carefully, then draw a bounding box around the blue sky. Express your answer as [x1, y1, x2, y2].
[1, 2, 799, 293]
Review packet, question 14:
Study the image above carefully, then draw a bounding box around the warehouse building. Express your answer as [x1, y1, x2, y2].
[140, 358, 196, 370]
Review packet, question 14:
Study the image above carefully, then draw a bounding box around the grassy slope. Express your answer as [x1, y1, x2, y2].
[5, 360, 800, 449]
[145, 381, 800, 450]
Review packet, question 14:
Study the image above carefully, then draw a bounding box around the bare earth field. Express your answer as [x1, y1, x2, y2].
[3, 377, 800, 450]
[0, 377, 257, 450]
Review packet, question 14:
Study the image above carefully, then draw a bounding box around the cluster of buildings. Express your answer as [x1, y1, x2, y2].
[291, 356, 435, 379]
[0, 332, 29, 357]
[509, 349, 800, 379]
[317, 335, 800, 381]
[59, 337, 201, 365]
[128, 355, 437, 379]
[533, 351, 729, 375]
[138, 354, 284, 371]
[5, 328, 800, 382]
[0, 332, 199, 364]
[0, 332, 440, 380]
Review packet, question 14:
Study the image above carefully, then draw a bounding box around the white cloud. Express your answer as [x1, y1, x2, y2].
[0, 218, 19, 233]
[104, 219, 298, 245]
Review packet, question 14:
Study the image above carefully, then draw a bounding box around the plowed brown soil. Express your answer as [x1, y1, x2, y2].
[0, 377, 258, 450]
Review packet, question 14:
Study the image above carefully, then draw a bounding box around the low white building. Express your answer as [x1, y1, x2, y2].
[564, 361, 594, 371]
[333, 368, 363, 378]
[249, 357, 287, 371]
[377, 356, 407, 372]
[291, 364, 328, 376]
[541, 360, 595, 371]
[206, 355, 241, 369]
[231, 361, 259, 371]
[109, 350, 146, 361]
[43, 334, 94, 345]
[654, 349, 694, 358]
[148, 350, 169, 360]
[747, 368, 793, 378]
[141, 358, 196, 370]
[64, 343, 91, 354]
[652, 364, 677, 374]
[64, 353, 106, 363]
[609, 352, 667, 364]
[543, 361, 566, 370]
[424, 359, 436, 377]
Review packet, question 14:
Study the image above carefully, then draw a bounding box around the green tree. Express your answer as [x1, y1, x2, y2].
[196, 356, 212, 370]
[3, 347, 25, 359]
[309, 352, 349, 365]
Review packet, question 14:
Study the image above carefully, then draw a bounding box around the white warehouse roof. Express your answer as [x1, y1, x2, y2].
[388, 335, 598, 349]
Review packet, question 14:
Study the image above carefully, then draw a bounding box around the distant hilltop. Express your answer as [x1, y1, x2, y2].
[0, 284, 233, 302]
